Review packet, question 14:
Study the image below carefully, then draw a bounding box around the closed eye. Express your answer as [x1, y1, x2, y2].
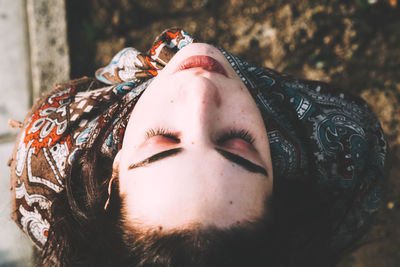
[145, 127, 255, 146]
[135, 128, 266, 176]
[145, 127, 180, 143]
[216, 129, 255, 145]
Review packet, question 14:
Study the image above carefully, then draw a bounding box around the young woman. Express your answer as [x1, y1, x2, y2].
[9, 28, 387, 266]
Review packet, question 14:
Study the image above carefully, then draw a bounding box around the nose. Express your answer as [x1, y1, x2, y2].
[177, 74, 222, 143]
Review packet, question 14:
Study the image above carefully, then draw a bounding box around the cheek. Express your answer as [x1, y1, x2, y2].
[131, 80, 172, 116]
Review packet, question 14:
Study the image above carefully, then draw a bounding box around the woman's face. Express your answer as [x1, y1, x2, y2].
[115, 43, 273, 232]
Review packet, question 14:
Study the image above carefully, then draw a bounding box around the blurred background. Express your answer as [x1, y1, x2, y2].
[0, 0, 399, 266]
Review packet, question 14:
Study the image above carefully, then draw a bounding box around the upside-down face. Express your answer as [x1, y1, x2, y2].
[115, 43, 273, 232]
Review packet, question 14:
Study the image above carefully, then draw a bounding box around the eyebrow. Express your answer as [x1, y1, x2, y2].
[128, 147, 268, 177]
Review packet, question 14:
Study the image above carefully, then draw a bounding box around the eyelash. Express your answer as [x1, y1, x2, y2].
[146, 127, 180, 142]
[145, 127, 255, 145]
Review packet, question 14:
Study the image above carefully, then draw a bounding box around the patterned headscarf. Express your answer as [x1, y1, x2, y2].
[9, 28, 387, 251]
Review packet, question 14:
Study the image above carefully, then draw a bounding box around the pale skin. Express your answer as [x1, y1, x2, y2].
[114, 43, 274, 232]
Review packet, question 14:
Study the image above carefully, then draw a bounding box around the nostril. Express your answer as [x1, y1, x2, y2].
[215, 90, 221, 108]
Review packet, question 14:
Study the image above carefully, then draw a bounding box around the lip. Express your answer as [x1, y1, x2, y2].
[174, 55, 228, 77]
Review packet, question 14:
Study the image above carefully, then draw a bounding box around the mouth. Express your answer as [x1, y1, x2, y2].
[174, 55, 228, 77]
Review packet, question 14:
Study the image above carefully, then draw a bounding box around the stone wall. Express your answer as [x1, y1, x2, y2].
[0, 0, 69, 265]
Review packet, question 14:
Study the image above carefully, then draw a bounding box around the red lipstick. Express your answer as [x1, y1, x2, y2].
[175, 55, 228, 77]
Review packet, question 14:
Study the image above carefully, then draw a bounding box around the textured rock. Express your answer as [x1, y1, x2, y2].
[0, 1, 35, 265]
[0, 142, 33, 266]
[27, 0, 70, 99]
[0, 0, 70, 265]
[0, 0, 30, 137]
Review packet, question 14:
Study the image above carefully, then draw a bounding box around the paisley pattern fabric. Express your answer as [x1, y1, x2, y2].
[9, 28, 387, 252]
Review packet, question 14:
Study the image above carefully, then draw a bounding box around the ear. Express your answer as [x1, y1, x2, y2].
[112, 150, 122, 178]
[104, 150, 122, 211]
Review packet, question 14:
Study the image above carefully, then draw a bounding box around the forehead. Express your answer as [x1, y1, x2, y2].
[118, 149, 271, 230]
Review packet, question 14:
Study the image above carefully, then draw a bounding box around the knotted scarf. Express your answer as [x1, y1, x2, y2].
[9, 28, 387, 252]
